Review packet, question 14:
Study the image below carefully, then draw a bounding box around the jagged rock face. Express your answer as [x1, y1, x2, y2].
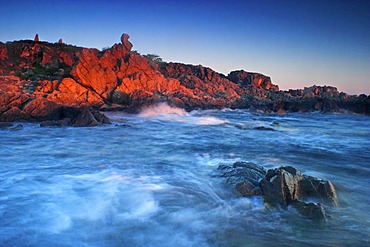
[160, 62, 241, 109]
[45, 78, 103, 106]
[228, 70, 279, 91]
[161, 62, 239, 95]
[72, 43, 182, 101]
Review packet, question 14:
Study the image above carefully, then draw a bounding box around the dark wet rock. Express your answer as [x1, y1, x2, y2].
[260, 166, 302, 205]
[10, 124, 23, 131]
[293, 200, 327, 223]
[218, 162, 266, 196]
[0, 122, 14, 130]
[253, 126, 275, 131]
[219, 163, 338, 222]
[300, 175, 339, 207]
[259, 166, 338, 207]
[40, 106, 111, 127]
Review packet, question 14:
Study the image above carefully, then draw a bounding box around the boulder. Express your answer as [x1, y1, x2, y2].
[293, 200, 326, 223]
[120, 33, 133, 51]
[300, 175, 339, 207]
[259, 166, 302, 205]
[219, 163, 338, 222]
[218, 162, 266, 196]
[259, 166, 338, 207]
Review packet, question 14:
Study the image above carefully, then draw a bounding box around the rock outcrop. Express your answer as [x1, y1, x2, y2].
[120, 33, 133, 51]
[0, 32, 369, 124]
[218, 163, 338, 222]
[228, 70, 279, 91]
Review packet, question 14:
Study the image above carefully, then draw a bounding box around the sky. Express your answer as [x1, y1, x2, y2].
[0, 0, 369, 95]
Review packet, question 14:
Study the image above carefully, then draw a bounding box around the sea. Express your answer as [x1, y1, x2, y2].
[1, 103, 369, 246]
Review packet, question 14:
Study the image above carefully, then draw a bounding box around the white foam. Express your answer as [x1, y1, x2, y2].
[139, 103, 188, 117]
[138, 103, 228, 126]
[192, 116, 228, 125]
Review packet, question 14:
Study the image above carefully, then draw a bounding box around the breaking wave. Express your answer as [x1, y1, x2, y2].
[138, 103, 228, 125]
[139, 103, 188, 117]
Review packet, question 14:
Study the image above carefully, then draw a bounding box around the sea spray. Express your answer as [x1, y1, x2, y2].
[139, 103, 228, 125]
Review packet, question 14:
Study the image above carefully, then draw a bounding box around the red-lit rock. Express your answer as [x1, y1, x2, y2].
[46, 78, 103, 106]
[228, 70, 279, 91]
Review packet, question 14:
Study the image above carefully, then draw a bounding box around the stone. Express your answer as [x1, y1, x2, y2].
[40, 106, 111, 127]
[300, 175, 339, 207]
[120, 33, 133, 51]
[9, 124, 24, 131]
[34, 34, 39, 42]
[253, 126, 275, 131]
[0, 122, 14, 130]
[22, 98, 61, 121]
[218, 162, 266, 196]
[293, 200, 327, 222]
[220, 163, 338, 222]
[259, 166, 302, 205]
[259, 166, 338, 207]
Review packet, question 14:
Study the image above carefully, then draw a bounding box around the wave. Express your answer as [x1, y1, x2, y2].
[138, 103, 228, 126]
[139, 103, 188, 117]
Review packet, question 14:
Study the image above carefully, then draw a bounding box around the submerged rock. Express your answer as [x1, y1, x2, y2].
[293, 200, 326, 223]
[219, 163, 338, 222]
[253, 126, 275, 131]
[218, 162, 266, 196]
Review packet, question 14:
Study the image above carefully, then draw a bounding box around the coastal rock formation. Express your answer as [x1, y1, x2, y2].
[228, 70, 279, 91]
[120, 33, 133, 51]
[0, 32, 369, 124]
[218, 163, 338, 222]
[159, 62, 240, 109]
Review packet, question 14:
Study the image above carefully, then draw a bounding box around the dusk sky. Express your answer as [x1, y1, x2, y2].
[1, 0, 369, 94]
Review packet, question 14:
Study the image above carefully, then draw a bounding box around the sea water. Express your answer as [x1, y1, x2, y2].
[0, 103, 369, 246]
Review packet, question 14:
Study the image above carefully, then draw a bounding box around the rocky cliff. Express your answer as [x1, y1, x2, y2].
[0, 33, 369, 125]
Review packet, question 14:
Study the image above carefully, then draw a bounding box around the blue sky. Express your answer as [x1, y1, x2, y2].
[1, 0, 369, 94]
